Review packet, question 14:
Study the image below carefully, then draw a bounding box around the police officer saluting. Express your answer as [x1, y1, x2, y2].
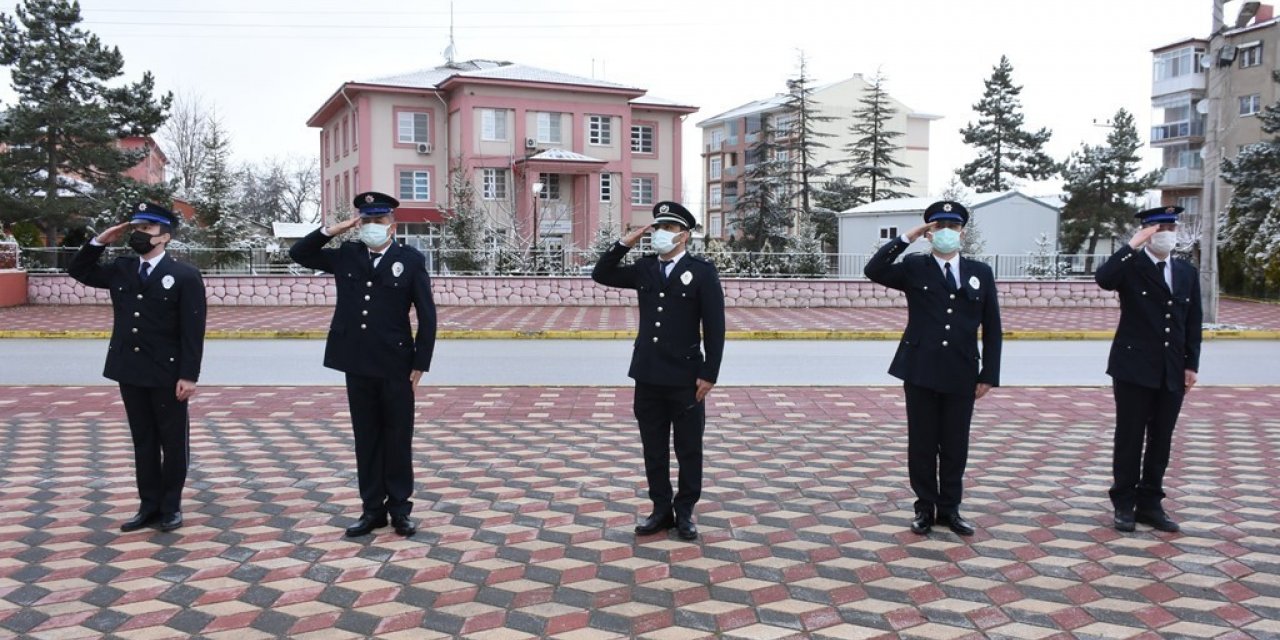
[1095, 206, 1202, 533]
[864, 201, 1002, 537]
[592, 201, 725, 541]
[69, 202, 206, 533]
[290, 192, 437, 537]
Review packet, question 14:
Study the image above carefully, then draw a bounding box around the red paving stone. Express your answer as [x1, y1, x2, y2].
[0, 385, 1278, 638]
[1, 297, 1279, 335]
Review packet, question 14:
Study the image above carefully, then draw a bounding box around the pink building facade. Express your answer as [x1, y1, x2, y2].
[306, 60, 697, 251]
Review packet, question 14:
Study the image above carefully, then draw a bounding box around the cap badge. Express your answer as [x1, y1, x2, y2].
[942, 203, 952, 212]
[1166, 207, 1175, 214]
[659, 204, 670, 214]
[138, 203, 147, 211]
[365, 194, 374, 203]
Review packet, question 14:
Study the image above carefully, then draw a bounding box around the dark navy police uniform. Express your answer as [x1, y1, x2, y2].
[592, 202, 725, 529]
[290, 192, 437, 530]
[1095, 206, 1202, 529]
[864, 201, 1001, 532]
[69, 202, 206, 526]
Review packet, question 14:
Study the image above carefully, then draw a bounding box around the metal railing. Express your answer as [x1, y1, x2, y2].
[20, 246, 1114, 280]
[1151, 120, 1205, 142]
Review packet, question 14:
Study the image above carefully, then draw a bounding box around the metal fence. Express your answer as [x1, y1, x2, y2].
[17, 246, 1112, 280]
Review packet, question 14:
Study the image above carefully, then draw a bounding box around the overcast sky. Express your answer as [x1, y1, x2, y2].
[1, 0, 1231, 213]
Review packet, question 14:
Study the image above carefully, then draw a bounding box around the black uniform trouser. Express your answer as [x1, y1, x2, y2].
[118, 383, 190, 516]
[1109, 378, 1185, 512]
[345, 373, 416, 517]
[903, 382, 976, 516]
[633, 382, 705, 517]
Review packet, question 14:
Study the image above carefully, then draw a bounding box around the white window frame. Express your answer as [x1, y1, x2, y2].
[398, 169, 431, 201]
[710, 128, 725, 150]
[709, 157, 722, 180]
[536, 112, 561, 143]
[1240, 94, 1262, 116]
[1240, 42, 1263, 68]
[631, 124, 654, 154]
[481, 108, 508, 141]
[599, 172, 612, 202]
[709, 214, 722, 238]
[397, 111, 429, 144]
[538, 173, 561, 200]
[631, 176, 654, 205]
[709, 184, 722, 207]
[588, 115, 612, 146]
[481, 168, 507, 200]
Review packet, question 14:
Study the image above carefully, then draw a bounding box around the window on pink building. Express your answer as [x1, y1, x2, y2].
[342, 118, 349, 156]
[343, 171, 350, 206]
[397, 112, 429, 144]
[322, 132, 329, 167]
[631, 176, 654, 205]
[332, 126, 339, 162]
[399, 169, 431, 201]
[631, 124, 654, 154]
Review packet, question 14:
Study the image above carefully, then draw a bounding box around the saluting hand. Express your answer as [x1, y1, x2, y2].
[176, 379, 197, 402]
[620, 224, 651, 248]
[324, 216, 360, 237]
[905, 221, 937, 243]
[96, 221, 133, 245]
[695, 378, 714, 403]
[1128, 225, 1160, 250]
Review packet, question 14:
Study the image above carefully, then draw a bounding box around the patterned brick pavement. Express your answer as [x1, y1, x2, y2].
[1, 297, 1279, 337]
[2, 385, 1278, 639]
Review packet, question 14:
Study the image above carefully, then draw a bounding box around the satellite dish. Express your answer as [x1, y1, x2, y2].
[1199, 55, 1213, 69]
[1199, 147, 1209, 159]
[1195, 101, 1209, 115]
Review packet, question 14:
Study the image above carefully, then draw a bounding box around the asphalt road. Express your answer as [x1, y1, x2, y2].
[1, 339, 1278, 386]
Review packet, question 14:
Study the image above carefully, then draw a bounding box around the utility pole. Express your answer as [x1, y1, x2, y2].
[1199, 0, 1227, 323]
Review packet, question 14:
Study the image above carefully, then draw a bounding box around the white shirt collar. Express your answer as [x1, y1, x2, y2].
[660, 250, 686, 267]
[141, 251, 166, 269]
[932, 253, 959, 273]
[1143, 248, 1171, 265]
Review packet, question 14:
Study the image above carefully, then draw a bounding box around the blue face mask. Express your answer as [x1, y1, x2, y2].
[930, 227, 962, 254]
[358, 222, 391, 248]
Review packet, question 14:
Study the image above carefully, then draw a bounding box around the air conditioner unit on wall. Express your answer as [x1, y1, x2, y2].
[416, 142, 432, 155]
[525, 137, 538, 150]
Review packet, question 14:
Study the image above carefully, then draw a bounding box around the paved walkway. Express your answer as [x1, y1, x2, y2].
[2, 385, 1278, 639]
[1, 298, 1279, 339]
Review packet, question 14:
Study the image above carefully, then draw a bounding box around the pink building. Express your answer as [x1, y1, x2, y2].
[119, 136, 167, 186]
[306, 59, 697, 252]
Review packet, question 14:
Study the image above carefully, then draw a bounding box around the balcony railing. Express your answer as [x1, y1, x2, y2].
[723, 166, 740, 179]
[705, 140, 723, 152]
[1158, 167, 1204, 187]
[1151, 120, 1205, 142]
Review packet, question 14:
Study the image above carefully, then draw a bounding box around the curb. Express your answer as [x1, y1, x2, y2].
[1, 329, 1278, 340]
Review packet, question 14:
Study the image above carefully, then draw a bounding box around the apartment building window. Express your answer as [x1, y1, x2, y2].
[397, 112, 429, 144]
[710, 128, 725, 150]
[398, 169, 431, 201]
[537, 173, 560, 200]
[342, 117, 349, 156]
[536, 112, 561, 143]
[352, 113, 359, 149]
[709, 214, 722, 238]
[481, 168, 508, 200]
[773, 113, 797, 136]
[880, 226, 899, 241]
[1176, 196, 1200, 215]
[631, 176, 654, 205]
[322, 131, 329, 167]
[1239, 42, 1263, 68]
[481, 109, 508, 141]
[631, 124, 654, 153]
[1153, 46, 1205, 81]
[332, 126, 339, 162]
[709, 184, 722, 208]
[588, 115, 611, 145]
[776, 149, 791, 165]
[600, 173, 612, 202]
[1240, 94, 1262, 116]
[709, 157, 722, 180]
[343, 171, 350, 206]
[352, 167, 359, 194]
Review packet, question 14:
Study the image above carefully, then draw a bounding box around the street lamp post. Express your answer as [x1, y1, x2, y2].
[531, 181, 544, 272]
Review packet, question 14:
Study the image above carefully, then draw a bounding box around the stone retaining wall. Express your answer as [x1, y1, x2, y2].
[27, 274, 1119, 308]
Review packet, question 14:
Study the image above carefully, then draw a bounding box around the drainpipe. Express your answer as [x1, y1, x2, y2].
[433, 90, 451, 213]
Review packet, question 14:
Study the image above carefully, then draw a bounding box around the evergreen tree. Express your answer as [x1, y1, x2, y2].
[957, 55, 1057, 191]
[813, 175, 865, 212]
[1221, 70, 1280, 293]
[779, 52, 837, 221]
[191, 119, 241, 263]
[732, 121, 791, 251]
[844, 71, 913, 202]
[439, 167, 485, 273]
[0, 0, 171, 245]
[1059, 108, 1160, 270]
[787, 219, 828, 276]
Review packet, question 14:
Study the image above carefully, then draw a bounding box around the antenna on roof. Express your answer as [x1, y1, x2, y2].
[443, 0, 457, 65]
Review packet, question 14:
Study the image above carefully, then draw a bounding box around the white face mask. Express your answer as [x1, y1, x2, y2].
[1149, 230, 1177, 255]
[358, 222, 391, 248]
[651, 229, 683, 254]
[929, 227, 962, 255]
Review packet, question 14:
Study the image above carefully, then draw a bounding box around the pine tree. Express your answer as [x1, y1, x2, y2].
[779, 52, 837, 221]
[733, 121, 791, 251]
[1221, 70, 1280, 293]
[192, 119, 241, 264]
[957, 55, 1057, 191]
[844, 71, 913, 202]
[0, 0, 171, 245]
[787, 219, 828, 276]
[440, 167, 485, 273]
[1059, 108, 1160, 270]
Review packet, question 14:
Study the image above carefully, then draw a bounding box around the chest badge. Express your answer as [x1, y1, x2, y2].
[392, 261, 404, 277]
[161, 275, 175, 290]
[968, 276, 980, 290]
[680, 271, 693, 286]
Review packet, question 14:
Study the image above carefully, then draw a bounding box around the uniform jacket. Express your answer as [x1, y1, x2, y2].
[1095, 245, 1202, 392]
[592, 243, 726, 386]
[290, 229, 437, 378]
[69, 243, 206, 387]
[864, 238, 1002, 394]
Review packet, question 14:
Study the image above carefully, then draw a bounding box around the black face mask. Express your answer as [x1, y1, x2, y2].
[128, 230, 161, 255]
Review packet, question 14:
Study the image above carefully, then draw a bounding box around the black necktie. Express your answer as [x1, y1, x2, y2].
[138, 261, 150, 282]
[660, 260, 672, 283]
[1157, 261, 1170, 292]
[944, 262, 957, 292]
[369, 252, 382, 268]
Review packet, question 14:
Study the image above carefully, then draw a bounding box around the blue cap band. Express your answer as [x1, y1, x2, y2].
[358, 206, 394, 216]
[130, 213, 171, 225]
[927, 212, 964, 223]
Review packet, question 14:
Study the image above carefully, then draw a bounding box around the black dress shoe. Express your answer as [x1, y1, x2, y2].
[1135, 509, 1180, 533]
[391, 514, 417, 536]
[1114, 509, 1136, 532]
[937, 512, 975, 536]
[120, 511, 157, 532]
[344, 513, 388, 537]
[157, 512, 183, 532]
[909, 510, 934, 535]
[675, 514, 698, 541]
[634, 511, 675, 535]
